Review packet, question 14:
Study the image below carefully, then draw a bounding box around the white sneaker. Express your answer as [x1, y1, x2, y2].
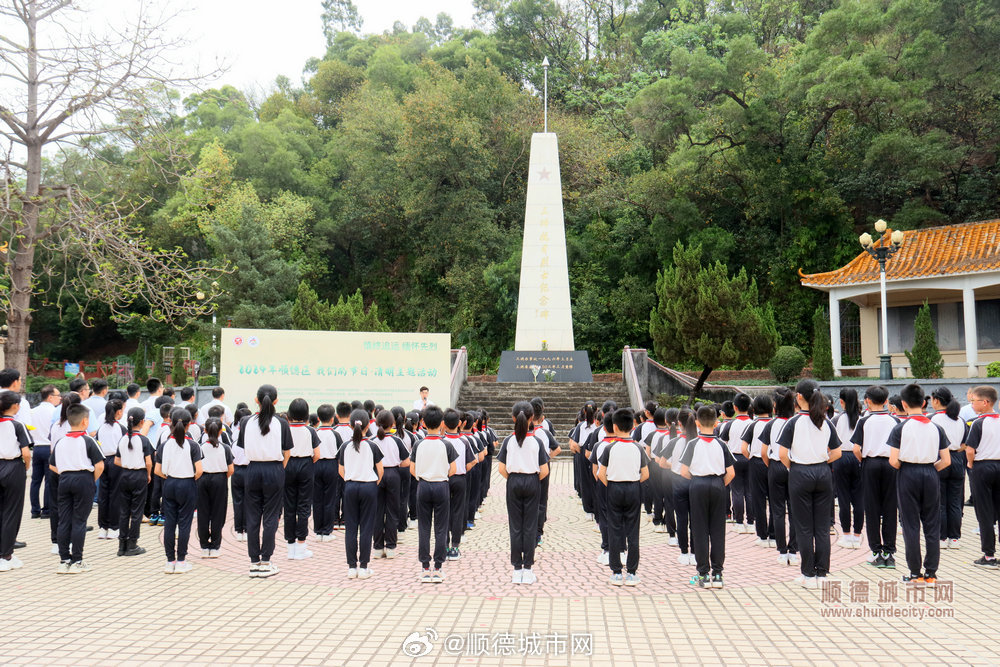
[287, 543, 297, 559]
[512, 569, 523, 584]
[201, 549, 211, 559]
[358, 567, 372, 579]
[347, 568, 358, 579]
[597, 551, 610, 565]
[837, 536, 854, 548]
[385, 548, 397, 559]
[108, 529, 119, 539]
[793, 575, 817, 589]
[949, 539, 960, 549]
[7, 555, 22, 569]
[475, 511, 481, 520]
[235, 532, 246, 542]
[777, 553, 789, 565]
[667, 536, 678, 547]
[521, 569, 537, 585]
[56, 561, 70, 574]
[257, 562, 279, 578]
[164, 561, 175, 574]
[97, 528, 108, 540]
[407, 518, 417, 529]
[50, 544, 60, 555]
[208, 549, 220, 558]
[767, 539, 777, 548]
[788, 554, 801, 566]
[756, 538, 771, 547]
[294, 543, 313, 560]
[174, 561, 192, 574]
[68, 561, 91, 574]
[0, 559, 11, 572]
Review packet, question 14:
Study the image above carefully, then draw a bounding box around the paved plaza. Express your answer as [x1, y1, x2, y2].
[2, 459, 998, 665]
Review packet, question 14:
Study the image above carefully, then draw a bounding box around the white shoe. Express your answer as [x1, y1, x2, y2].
[97, 528, 108, 540]
[768, 539, 777, 548]
[0, 559, 11, 572]
[407, 518, 417, 529]
[475, 511, 482, 520]
[108, 529, 119, 539]
[793, 575, 817, 589]
[597, 551, 610, 565]
[164, 561, 175, 574]
[201, 548, 212, 559]
[287, 544, 297, 560]
[521, 569, 537, 585]
[68, 561, 91, 574]
[208, 549, 220, 558]
[949, 539, 960, 550]
[8, 555, 23, 569]
[667, 536, 678, 547]
[837, 536, 853, 548]
[756, 538, 771, 547]
[788, 554, 801, 566]
[56, 561, 70, 574]
[357, 567, 372, 579]
[293, 543, 313, 560]
[50, 544, 60, 555]
[235, 532, 246, 542]
[385, 548, 397, 559]
[174, 561, 192, 573]
[777, 553, 790, 565]
[347, 568, 358, 579]
[512, 569, 523, 584]
[257, 562, 279, 578]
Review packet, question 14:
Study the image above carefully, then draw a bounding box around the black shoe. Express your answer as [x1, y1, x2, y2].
[901, 573, 924, 584]
[30, 512, 41, 519]
[872, 553, 885, 568]
[974, 556, 999, 569]
[40, 510, 50, 518]
[13, 541, 25, 549]
[883, 554, 896, 569]
[125, 544, 146, 556]
[85, 526, 94, 532]
[117, 540, 127, 557]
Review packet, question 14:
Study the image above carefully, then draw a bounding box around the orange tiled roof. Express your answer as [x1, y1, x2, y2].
[799, 219, 1000, 288]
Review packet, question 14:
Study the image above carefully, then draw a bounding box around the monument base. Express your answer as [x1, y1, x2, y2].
[496, 350, 592, 383]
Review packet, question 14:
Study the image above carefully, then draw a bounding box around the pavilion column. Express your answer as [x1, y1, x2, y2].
[829, 290, 842, 376]
[963, 287, 978, 377]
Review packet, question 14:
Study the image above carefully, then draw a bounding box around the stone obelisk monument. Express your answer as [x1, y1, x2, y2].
[513, 132, 574, 351]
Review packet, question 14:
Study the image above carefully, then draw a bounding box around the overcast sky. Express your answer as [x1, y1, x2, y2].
[89, 0, 478, 92]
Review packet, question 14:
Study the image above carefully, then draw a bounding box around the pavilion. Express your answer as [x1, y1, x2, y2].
[799, 219, 1000, 378]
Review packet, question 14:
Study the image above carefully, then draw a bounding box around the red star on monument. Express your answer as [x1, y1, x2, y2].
[538, 167, 551, 181]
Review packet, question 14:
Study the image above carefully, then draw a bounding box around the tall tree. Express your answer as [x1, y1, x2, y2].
[650, 242, 779, 398]
[322, 0, 364, 45]
[0, 0, 220, 376]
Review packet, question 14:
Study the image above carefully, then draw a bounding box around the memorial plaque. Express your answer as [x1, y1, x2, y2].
[497, 350, 592, 383]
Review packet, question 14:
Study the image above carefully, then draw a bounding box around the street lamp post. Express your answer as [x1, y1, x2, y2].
[859, 219, 905, 380]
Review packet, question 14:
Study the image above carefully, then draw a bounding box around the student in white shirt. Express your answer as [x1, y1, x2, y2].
[0, 391, 31, 571]
[410, 405, 458, 583]
[965, 385, 1000, 568]
[29, 385, 62, 518]
[929, 387, 967, 549]
[340, 408, 384, 579]
[155, 408, 203, 573]
[851, 384, 901, 568]
[283, 398, 319, 560]
[50, 404, 104, 573]
[229, 406, 252, 542]
[443, 409, 475, 561]
[888, 383, 950, 585]
[598, 408, 651, 587]
[197, 418, 233, 559]
[140, 378, 165, 441]
[741, 395, 775, 547]
[95, 400, 126, 540]
[497, 401, 549, 584]
[718, 393, 754, 534]
[235, 384, 292, 578]
[832, 388, 863, 548]
[779, 380, 842, 589]
[370, 409, 410, 560]
[124, 383, 142, 413]
[312, 404, 341, 542]
[114, 407, 153, 557]
[759, 388, 799, 565]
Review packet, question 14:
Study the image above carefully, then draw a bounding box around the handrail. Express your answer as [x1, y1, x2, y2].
[450, 346, 468, 409]
[622, 346, 644, 411]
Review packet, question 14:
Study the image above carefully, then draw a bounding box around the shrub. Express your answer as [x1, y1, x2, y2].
[24, 376, 70, 394]
[811, 307, 835, 381]
[770, 346, 807, 383]
[987, 362, 1000, 378]
[905, 302, 943, 379]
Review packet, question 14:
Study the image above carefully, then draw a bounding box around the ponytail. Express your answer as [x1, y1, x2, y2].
[257, 384, 277, 435]
[125, 407, 145, 450]
[795, 379, 827, 428]
[205, 417, 223, 447]
[512, 401, 532, 446]
[945, 399, 961, 420]
[169, 407, 191, 447]
[350, 408, 368, 452]
[104, 399, 122, 425]
[583, 403, 595, 425]
[375, 409, 394, 440]
[59, 392, 82, 426]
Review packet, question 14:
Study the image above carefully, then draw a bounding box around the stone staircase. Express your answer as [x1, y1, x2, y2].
[455, 381, 632, 450]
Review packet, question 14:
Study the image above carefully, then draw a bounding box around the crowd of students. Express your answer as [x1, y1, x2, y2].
[0, 367, 997, 593]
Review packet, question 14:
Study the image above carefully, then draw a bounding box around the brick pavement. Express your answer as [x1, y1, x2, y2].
[2, 460, 998, 665]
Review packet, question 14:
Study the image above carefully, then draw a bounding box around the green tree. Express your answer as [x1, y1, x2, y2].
[322, 0, 364, 44]
[292, 282, 388, 332]
[905, 302, 943, 379]
[811, 306, 834, 381]
[650, 242, 779, 399]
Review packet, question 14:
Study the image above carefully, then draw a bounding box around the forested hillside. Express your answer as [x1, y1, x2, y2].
[17, 0, 1000, 373]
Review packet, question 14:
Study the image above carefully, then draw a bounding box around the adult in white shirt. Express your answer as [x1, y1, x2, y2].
[413, 386, 434, 412]
[197, 387, 234, 426]
[29, 384, 62, 517]
[959, 387, 979, 423]
[124, 383, 142, 413]
[140, 378, 167, 443]
[81, 378, 109, 421]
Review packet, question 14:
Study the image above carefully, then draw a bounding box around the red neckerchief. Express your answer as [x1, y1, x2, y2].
[423, 435, 442, 440]
[656, 428, 670, 434]
[289, 423, 307, 428]
[698, 435, 715, 443]
[735, 415, 751, 420]
[445, 433, 463, 440]
[982, 414, 999, 419]
[66, 430, 86, 438]
[908, 415, 931, 423]
[0, 417, 13, 423]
